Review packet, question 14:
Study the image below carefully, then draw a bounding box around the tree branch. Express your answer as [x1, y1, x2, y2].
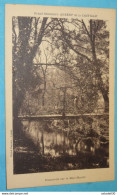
[82, 20, 91, 38]
[61, 29, 92, 63]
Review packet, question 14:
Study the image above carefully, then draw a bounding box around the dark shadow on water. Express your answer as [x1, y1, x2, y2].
[13, 119, 109, 174]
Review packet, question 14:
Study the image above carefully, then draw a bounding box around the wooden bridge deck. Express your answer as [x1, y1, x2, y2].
[18, 113, 109, 120]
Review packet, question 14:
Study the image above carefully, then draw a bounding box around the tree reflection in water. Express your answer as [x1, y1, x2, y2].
[13, 116, 109, 174]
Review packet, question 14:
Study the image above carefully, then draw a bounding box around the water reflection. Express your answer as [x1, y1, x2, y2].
[13, 118, 109, 174]
[21, 119, 99, 157]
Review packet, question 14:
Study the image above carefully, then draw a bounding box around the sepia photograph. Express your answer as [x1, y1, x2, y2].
[5, 4, 115, 189]
[13, 16, 109, 174]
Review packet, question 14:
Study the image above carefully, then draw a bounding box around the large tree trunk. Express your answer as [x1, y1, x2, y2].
[89, 20, 109, 113]
[13, 17, 48, 118]
[100, 88, 109, 113]
[95, 64, 109, 113]
[12, 17, 48, 142]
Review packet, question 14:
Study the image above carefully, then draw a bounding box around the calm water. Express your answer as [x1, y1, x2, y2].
[21, 119, 104, 157]
[13, 118, 109, 174]
[22, 120, 77, 156]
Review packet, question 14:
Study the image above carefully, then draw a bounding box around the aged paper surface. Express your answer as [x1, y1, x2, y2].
[5, 4, 115, 189]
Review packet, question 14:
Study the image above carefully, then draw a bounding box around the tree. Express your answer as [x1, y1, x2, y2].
[13, 17, 109, 117]
[49, 18, 109, 112]
[12, 17, 48, 118]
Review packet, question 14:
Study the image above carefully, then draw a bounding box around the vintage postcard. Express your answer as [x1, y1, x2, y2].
[5, 4, 116, 189]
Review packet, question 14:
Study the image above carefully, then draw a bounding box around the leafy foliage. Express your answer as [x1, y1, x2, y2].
[13, 17, 109, 116]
